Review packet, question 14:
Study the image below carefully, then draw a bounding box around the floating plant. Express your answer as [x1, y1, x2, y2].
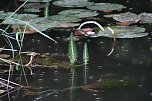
[97, 26, 148, 38]
[68, 33, 77, 64]
[48, 15, 81, 22]
[87, 3, 126, 12]
[3, 16, 80, 33]
[112, 12, 140, 25]
[0, 11, 18, 20]
[68, 33, 78, 96]
[0, 12, 38, 21]
[138, 12, 152, 23]
[3, 13, 39, 25]
[23, 8, 41, 13]
[58, 9, 98, 18]
[23, 3, 46, 9]
[83, 43, 89, 86]
[53, 0, 94, 7]
[19, 0, 52, 2]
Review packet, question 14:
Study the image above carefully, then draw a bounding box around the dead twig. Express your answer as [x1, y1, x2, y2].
[0, 52, 37, 75]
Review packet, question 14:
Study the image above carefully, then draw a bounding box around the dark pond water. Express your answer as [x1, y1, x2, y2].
[0, 0, 152, 101]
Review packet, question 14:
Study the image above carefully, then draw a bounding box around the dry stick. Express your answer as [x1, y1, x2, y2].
[78, 21, 105, 31]
[77, 21, 116, 56]
[0, 53, 35, 94]
[0, 52, 37, 75]
[7, 64, 12, 89]
[0, 78, 21, 86]
[0, 80, 14, 88]
[107, 27, 116, 56]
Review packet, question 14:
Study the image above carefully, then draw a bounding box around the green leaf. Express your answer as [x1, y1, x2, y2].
[96, 26, 148, 38]
[113, 12, 138, 22]
[83, 43, 89, 65]
[53, 0, 94, 7]
[19, 0, 52, 2]
[58, 9, 98, 18]
[87, 3, 126, 11]
[138, 12, 152, 23]
[68, 33, 77, 64]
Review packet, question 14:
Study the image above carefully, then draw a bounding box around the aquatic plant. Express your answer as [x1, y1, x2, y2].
[97, 26, 148, 38]
[83, 43, 89, 85]
[58, 9, 98, 18]
[68, 33, 77, 65]
[87, 3, 126, 12]
[0, 0, 57, 97]
[53, 0, 94, 8]
[138, 12, 152, 23]
[19, 0, 53, 2]
[68, 33, 78, 100]
[44, 2, 49, 18]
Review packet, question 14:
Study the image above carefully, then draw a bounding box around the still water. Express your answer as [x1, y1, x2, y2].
[0, 0, 152, 101]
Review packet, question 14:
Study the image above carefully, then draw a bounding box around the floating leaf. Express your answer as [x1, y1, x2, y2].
[24, 8, 41, 13]
[87, 3, 126, 11]
[3, 18, 30, 25]
[138, 12, 152, 23]
[4, 17, 80, 32]
[15, 14, 39, 20]
[58, 9, 98, 18]
[53, 0, 94, 7]
[0, 11, 18, 20]
[0, 12, 38, 21]
[3, 13, 38, 25]
[48, 15, 81, 22]
[19, 0, 52, 2]
[113, 12, 139, 22]
[23, 3, 46, 9]
[97, 26, 148, 38]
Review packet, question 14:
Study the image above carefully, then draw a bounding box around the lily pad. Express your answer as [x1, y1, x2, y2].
[4, 17, 80, 33]
[97, 26, 148, 38]
[3, 14, 39, 25]
[0, 11, 18, 20]
[0, 12, 38, 20]
[138, 12, 152, 23]
[14, 14, 39, 20]
[23, 3, 46, 9]
[58, 9, 98, 18]
[24, 8, 41, 13]
[3, 18, 30, 25]
[87, 3, 126, 11]
[53, 0, 94, 7]
[48, 15, 81, 22]
[113, 12, 139, 22]
[19, 0, 52, 2]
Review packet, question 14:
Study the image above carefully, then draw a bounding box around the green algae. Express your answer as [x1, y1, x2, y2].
[0, 54, 70, 69]
[87, 79, 128, 90]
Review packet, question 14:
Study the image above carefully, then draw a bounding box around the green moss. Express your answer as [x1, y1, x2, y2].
[0, 55, 70, 69]
[33, 57, 70, 68]
[88, 79, 128, 90]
